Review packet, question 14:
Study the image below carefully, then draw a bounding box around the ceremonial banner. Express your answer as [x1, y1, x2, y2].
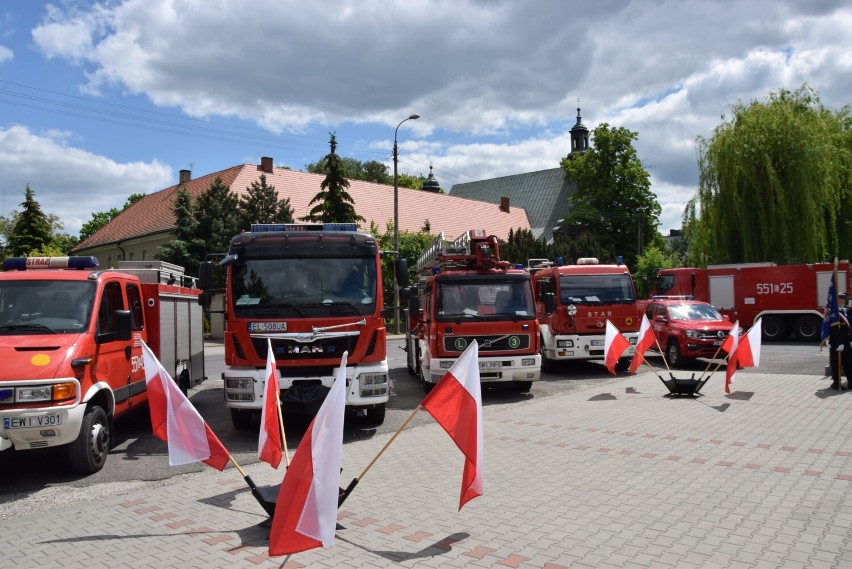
[258, 338, 283, 469]
[604, 320, 630, 375]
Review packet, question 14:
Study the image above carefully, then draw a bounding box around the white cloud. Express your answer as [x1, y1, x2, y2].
[0, 125, 172, 235]
[0, 45, 12, 63]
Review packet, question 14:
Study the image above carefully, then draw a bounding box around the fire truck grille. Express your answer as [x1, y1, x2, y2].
[443, 334, 531, 353]
[696, 330, 728, 340]
[252, 336, 359, 361]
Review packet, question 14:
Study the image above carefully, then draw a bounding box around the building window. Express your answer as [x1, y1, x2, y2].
[129, 252, 134, 261]
[142, 250, 147, 260]
[107, 256, 112, 267]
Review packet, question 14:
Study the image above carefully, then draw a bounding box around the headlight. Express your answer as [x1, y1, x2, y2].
[521, 358, 537, 366]
[686, 330, 700, 339]
[224, 377, 255, 402]
[557, 340, 574, 348]
[16, 386, 52, 402]
[359, 373, 388, 397]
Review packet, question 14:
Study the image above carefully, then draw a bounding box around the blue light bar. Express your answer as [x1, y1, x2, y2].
[251, 223, 358, 233]
[2, 256, 100, 271]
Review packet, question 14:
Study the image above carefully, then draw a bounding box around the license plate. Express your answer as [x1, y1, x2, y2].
[4, 413, 63, 429]
[249, 322, 287, 332]
[591, 340, 604, 347]
[479, 361, 503, 369]
[713, 340, 723, 346]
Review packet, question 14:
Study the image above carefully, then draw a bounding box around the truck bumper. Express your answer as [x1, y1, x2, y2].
[425, 354, 541, 385]
[0, 402, 86, 452]
[223, 361, 390, 411]
[543, 333, 638, 361]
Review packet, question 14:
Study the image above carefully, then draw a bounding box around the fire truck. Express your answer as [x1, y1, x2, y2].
[405, 229, 541, 392]
[0, 257, 204, 474]
[532, 257, 640, 371]
[198, 223, 408, 428]
[648, 261, 852, 342]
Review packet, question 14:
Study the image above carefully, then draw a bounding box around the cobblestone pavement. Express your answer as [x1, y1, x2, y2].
[3, 370, 852, 568]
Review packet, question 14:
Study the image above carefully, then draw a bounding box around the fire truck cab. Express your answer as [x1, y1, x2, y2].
[405, 230, 541, 392]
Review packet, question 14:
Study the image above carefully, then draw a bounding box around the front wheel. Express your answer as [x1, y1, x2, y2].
[540, 338, 555, 373]
[364, 405, 386, 425]
[666, 340, 683, 368]
[513, 381, 532, 392]
[230, 408, 256, 430]
[66, 405, 110, 475]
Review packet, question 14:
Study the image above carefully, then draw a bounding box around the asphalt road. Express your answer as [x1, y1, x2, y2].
[0, 337, 833, 518]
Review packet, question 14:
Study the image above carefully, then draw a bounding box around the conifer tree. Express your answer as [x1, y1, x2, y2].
[239, 174, 294, 228]
[302, 133, 365, 225]
[8, 186, 54, 257]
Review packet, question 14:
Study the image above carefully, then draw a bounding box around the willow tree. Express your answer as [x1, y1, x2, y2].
[686, 85, 852, 265]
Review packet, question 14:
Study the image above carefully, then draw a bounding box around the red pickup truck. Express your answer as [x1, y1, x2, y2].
[641, 298, 735, 367]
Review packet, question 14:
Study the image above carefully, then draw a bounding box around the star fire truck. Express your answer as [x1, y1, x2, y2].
[647, 261, 852, 342]
[0, 257, 204, 474]
[198, 223, 409, 429]
[405, 229, 541, 392]
[531, 257, 640, 371]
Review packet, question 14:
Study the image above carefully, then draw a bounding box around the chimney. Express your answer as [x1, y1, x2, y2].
[499, 196, 510, 213]
[260, 156, 274, 173]
[179, 169, 191, 184]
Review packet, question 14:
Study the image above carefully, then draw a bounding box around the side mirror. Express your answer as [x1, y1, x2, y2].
[654, 314, 667, 323]
[198, 261, 212, 292]
[395, 258, 409, 288]
[198, 291, 212, 308]
[96, 310, 132, 344]
[408, 291, 421, 316]
[544, 292, 556, 315]
[399, 287, 411, 302]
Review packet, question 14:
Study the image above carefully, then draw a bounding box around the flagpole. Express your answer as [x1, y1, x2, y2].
[338, 404, 424, 508]
[697, 342, 727, 383]
[275, 387, 291, 467]
[654, 337, 672, 374]
[226, 455, 277, 517]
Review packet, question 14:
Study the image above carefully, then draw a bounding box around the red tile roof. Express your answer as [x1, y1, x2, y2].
[73, 162, 531, 250]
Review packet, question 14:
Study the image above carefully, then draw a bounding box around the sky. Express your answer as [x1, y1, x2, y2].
[0, 0, 850, 239]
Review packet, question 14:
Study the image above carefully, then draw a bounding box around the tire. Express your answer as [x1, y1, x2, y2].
[762, 316, 787, 342]
[614, 358, 630, 372]
[178, 369, 191, 396]
[513, 381, 532, 392]
[66, 405, 110, 475]
[666, 339, 683, 368]
[793, 315, 821, 342]
[420, 364, 434, 394]
[364, 404, 386, 425]
[230, 408, 255, 430]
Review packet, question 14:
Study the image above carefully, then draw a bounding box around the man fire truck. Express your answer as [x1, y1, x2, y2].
[405, 229, 541, 392]
[532, 256, 640, 371]
[198, 223, 408, 428]
[0, 257, 204, 474]
[648, 261, 851, 341]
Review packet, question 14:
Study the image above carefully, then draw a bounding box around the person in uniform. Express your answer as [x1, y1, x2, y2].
[829, 292, 852, 389]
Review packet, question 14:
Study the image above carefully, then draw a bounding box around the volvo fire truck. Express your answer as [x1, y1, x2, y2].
[0, 257, 204, 474]
[648, 261, 852, 341]
[405, 229, 541, 392]
[198, 223, 408, 428]
[532, 257, 640, 371]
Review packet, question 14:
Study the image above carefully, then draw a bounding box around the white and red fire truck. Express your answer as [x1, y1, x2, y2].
[532, 257, 640, 371]
[0, 257, 204, 474]
[198, 223, 409, 428]
[405, 229, 541, 392]
[649, 261, 851, 341]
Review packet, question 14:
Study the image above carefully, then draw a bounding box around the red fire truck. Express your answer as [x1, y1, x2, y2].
[198, 223, 408, 428]
[649, 261, 851, 341]
[0, 257, 204, 474]
[405, 229, 541, 392]
[532, 257, 640, 370]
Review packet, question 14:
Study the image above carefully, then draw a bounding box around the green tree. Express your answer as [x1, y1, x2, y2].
[157, 187, 205, 271]
[499, 228, 550, 266]
[687, 84, 852, 265]
[302, 133, 365, 225]
[195, 177, 242, 255]
[8, 186, 54, 257]
[306, 155, 424, 189]
[238, 174, 294, 229]
[634, 245, 682, 298]
[560, 123, 660, 269]
[369, 220, 434, 308]
[397, 172, 428, 191]
[79, 193, 145, 241]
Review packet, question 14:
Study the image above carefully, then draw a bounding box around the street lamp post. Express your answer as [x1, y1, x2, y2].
[393, 113, 420, 335]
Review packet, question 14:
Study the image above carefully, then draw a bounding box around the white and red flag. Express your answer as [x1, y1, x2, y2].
[258, 338, 283, 469]
[725, 319, 762, 392]
[421, 340, 483, 511]
[604, 320, 630, 375]
[268, 351, 347, 556]
[142, 341, 230, 471]
[629, 314, 656, 373]
[721, 321, 741, 394]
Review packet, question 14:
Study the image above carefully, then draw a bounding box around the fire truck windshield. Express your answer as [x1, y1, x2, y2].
[0, 280, 95, 334]
[437, 279, 534, 320]
[559, 273, 635, 305]
[230, 257, 377, 318]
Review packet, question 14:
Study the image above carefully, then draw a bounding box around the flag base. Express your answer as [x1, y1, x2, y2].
[660, 374, 707, 396]
[255, 484, 347, 530]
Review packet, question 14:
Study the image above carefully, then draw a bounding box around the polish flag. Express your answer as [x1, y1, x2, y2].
[258, 339, 283, 469]
[725, 319, 762, 393]
[142, 341, 230, 471]
[268, 351, 347, 556]
[629, 314, 656, 373]
[722, 321, 741, 394]
[604, 320, 630, 375]
[421, 340, 483, 511]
